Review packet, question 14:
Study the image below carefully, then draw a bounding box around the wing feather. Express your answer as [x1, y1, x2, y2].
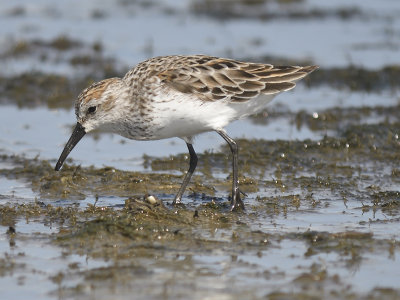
[156, 55, 317, 102]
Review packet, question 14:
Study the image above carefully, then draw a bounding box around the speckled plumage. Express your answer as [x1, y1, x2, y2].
[56, 55, 318, 210]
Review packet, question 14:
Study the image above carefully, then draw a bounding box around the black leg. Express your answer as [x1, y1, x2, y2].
[216, 130, 245, 211]
[173, 143, 198, 205]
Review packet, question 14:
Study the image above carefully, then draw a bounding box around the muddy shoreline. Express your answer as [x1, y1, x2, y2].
[1, 0, 400, 299]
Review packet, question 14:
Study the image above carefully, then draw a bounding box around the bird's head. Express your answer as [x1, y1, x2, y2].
[55, 78, 129, 171]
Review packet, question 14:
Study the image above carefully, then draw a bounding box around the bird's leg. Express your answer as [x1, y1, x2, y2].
[217, 130, 245, 211]
[173, 143, 198, 205]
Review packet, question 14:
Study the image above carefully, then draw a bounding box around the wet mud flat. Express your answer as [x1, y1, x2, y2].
[1, 41, 400, 299]
[1, 110, 400, 299]
[1, 0, 400, 298]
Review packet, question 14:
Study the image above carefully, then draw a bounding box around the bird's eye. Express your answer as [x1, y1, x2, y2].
[87, 106, 97, 114]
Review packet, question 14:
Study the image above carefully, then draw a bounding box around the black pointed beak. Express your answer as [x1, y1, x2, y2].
[55, 122, 86, 171]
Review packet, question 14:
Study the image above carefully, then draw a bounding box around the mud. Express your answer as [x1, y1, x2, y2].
[190, 0, 364, 21]
[1, 80, 400, 298]
[1, 1, 400, 299]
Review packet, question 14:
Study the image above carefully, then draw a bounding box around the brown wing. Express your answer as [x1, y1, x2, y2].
[156, 56, 318, 102]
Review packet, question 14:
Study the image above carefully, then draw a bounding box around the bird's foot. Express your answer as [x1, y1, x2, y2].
[172, 196, 186, 209]
[230, 190, 245, 211]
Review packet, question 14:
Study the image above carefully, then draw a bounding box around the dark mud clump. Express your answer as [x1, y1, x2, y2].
[190, 0, 363, 21]
[0, 73, 84, 108]
[0, 36, 125, 108]
[308, 65, 400, 91]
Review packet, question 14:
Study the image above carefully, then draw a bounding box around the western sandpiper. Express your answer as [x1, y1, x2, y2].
[55, 55, 317, 210]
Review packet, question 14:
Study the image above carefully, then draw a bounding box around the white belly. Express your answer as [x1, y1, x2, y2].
[149, 90, 276, 140]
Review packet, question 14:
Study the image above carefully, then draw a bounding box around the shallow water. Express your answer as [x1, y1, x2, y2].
[1, 0, 400, 299]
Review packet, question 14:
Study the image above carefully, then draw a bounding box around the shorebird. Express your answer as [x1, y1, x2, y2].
[55, 55, 317, 210]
